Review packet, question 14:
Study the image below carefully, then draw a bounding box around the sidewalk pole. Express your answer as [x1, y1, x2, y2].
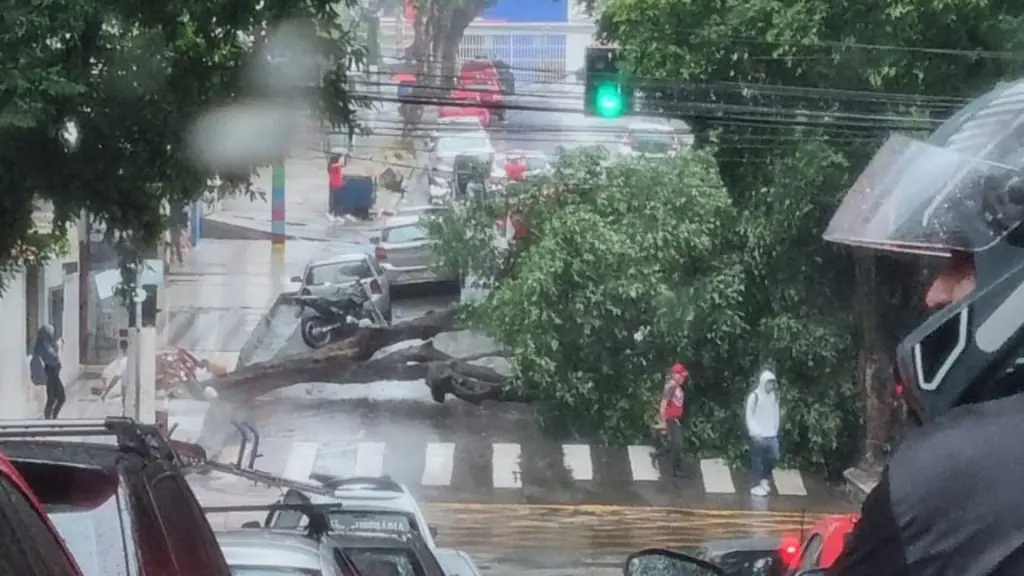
[189, 200, 202, 247]
[271, 161, 286, 255]
[123, 328, 138, 419]
[137, 326, 157, 424]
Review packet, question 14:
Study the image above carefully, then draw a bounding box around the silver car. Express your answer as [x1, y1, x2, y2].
[217, 529, 357, 576]
[370, 216, 459, 289]
[428, 131, 495, 184]
[435, 549, 483, 576]
[290, 251, 393, 322]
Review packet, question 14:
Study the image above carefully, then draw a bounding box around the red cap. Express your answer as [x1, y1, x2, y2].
[672, 363, 688, 376]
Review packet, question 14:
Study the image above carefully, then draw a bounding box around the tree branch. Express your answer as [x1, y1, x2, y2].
[211, 307, 522, 405]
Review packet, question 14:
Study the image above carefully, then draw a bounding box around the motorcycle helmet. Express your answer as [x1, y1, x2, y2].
[824, 78, 1024, 423]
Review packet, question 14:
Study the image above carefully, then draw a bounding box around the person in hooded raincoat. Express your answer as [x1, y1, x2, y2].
[746, 369, 781, 497]
[31, 324, 65, 419]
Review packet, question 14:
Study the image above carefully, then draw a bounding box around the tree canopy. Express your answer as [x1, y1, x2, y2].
[0, 0, 366, 284]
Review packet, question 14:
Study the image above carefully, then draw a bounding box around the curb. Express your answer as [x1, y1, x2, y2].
[842, 466, 879, 505]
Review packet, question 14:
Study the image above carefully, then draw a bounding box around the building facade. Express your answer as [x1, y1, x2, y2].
[0, 214, 82, 419]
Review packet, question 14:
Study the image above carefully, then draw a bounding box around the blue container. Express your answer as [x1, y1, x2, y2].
[332, 175, 377, 218]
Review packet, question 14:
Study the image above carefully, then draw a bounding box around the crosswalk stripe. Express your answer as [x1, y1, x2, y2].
[700, 458, 736, 494]
[354, 442, 387, 477]
[422, 442, 455, 486]
[492, 443, 522, 488]
[562, 444, 593, 481]
[772, 468, 808, 496]
[627, 445, 659, 481]
[282, 441, 319, 482]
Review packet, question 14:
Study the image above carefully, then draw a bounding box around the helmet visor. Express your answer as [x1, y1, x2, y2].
[824, 134, 1024, 256]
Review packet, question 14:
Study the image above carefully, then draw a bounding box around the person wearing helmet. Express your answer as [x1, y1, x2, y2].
[659, 363, 689, 478]
[824, 80, 1024, 574]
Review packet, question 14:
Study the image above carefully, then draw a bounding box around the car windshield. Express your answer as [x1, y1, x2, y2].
[346, 548, 422, 576]
[21, 463, 130, 576]
[437, 134, 489, 156]
[306, 259, 371, 285]
[230, 568, 321, 576]
[382, 225, 427, 243]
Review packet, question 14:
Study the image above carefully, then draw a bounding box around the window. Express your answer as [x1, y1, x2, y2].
[151, 474, 226, 573]
[383, 225, 427, 244]
[49, 286, 64, 340]
[25, 265, 42, 354]
[306, 260, 373, 285]
[0, 473, 79, 576]
[801, 534, 825, 569]
[230, 568, 320, 576]
[346, 548, 422, 576]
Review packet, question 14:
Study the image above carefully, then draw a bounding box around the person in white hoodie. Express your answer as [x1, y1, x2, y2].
[745, 369, 781, 497]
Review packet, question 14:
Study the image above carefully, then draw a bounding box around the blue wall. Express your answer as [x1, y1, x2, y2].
[481, 0, 567, 23]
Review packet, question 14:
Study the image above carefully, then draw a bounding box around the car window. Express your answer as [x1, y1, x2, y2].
[0, 474, 80, 576]
[346, 548, 422, 576]
[465, 84, 495, 91]
[801, 534, 825, 569]
[230, 568, 320, 576]
[382, 225, 427, 244]
[306, 260, 373, 285]
[151, 474, 226, 573]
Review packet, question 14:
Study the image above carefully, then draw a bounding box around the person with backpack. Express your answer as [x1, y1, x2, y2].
[659, 362, 689, 478]
[746, 369, 781, 497]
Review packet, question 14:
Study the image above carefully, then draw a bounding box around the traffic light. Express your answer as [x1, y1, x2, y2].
[584, 46, 633, 118]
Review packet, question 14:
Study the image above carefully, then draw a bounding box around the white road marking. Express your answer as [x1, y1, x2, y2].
[700, 458, 736, 494]
[772, 468, 808, 496]
[492, 443, 522, 488]
[627, 445, 660, 481]
[421, 442, 455, 486]
[562, 444, 594, 481]
[354, 442, 387, 477]
[282, 441, 319, 482]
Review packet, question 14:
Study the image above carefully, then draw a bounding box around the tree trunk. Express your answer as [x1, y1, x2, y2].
[439, 6, 475, 89]
[855, 252, 895, 470]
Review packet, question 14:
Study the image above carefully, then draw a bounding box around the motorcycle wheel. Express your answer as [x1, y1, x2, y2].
[301, 317, 333, 349]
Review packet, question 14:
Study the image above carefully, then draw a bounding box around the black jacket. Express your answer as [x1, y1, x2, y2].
[829, 392, 1024, 575]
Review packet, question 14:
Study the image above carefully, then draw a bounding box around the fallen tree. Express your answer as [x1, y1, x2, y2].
[210, 308, 522, 404]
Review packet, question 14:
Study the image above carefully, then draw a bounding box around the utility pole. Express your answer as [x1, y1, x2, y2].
[123, 285, 152, 422]
[271, 161, 286, 256]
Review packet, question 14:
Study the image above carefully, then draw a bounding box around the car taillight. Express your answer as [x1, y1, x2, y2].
[370, 279, 382, 295]
[779, 537, 800, 567]
[374, 245, 387, 261]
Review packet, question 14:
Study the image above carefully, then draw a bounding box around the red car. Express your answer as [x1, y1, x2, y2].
[439, 89, 491, 125]
[785, 513, 859, 574]
[0, 450, 83, 574]
[457, 60, 505, 121]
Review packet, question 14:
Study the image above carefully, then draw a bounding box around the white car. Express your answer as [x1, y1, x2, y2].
[618, 120, 693, 158]
[429, 131, 496, 195]
[429, 116, 486, 142]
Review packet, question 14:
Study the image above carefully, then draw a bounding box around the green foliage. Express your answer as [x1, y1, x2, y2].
[0, 0, 366, 289]
[592, 0, 1024, 468]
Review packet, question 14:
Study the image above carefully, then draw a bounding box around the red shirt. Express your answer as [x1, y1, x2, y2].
[504, 160, 526, 182]
[663, 380, 685, 421]
[328, 163, 344, 188]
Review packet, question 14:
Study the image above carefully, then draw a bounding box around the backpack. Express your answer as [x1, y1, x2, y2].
[29, 355, 47, 386]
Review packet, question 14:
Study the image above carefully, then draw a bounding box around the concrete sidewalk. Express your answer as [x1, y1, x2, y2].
[202, 145, 425, 242]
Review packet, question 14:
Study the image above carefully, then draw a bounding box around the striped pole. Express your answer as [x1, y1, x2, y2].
[271, 161, 285, 253]
[189, 201, 201, 247]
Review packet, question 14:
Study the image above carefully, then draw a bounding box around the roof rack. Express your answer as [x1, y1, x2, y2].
[0, 417, 188, 465]
[309, 473, 402, 492]
[203, 500, 337, 540]
[200, 462, 339, 497]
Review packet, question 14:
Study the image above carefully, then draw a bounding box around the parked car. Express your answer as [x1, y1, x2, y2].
[457, 59, 507, 120]
[435, 548, 484, 576]
[267, 487, 448, 576]
[428, 131, 495, 186]
[370, 215, 460, 290]
[0, 449, 83, 575]
[278, 476, 442, 550]
[427, 117, 486, 147]
[438, 89, 492, 126]
[785, 514, 858, 575]
[618, 119, 692, 158]
[207, 501, 363, 576]
[290, 251, 392, 323]
[459, 57, 514, 96]
[0, 417, 233, 576]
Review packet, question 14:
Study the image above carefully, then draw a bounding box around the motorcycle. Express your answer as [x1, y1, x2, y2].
[296, 283, 384, 349]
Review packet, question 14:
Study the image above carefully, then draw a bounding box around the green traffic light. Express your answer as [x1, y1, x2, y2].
[594, 82, 625, 118]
